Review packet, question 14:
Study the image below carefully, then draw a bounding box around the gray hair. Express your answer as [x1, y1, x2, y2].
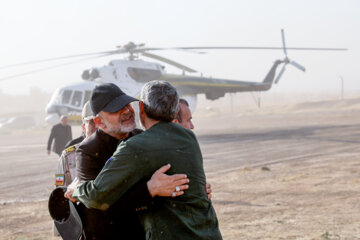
[140, 80, 179, 122]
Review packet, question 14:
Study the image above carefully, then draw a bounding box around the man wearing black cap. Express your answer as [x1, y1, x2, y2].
[69, 83, 190, 239]
[76, 83, 143, 181]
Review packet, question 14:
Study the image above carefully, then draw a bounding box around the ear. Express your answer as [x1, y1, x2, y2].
[93, 116, 104, 128]
[139, 101, 144, 114]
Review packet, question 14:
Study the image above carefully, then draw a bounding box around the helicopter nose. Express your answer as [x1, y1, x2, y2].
[45, 103, 57, 114]
[45, 113, 59, 125]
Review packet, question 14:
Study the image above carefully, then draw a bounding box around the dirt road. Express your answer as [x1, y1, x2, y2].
[1, 98, 360, 239]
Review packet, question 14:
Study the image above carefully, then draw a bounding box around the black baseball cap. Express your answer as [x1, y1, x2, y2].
[48, 187, 83, 240]
[90, 83, 138, 115]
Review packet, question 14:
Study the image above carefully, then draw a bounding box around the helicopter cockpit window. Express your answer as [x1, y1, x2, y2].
[127, 67, 162, 82]
[71, 91, 82, 107]
[62, 90, 72, 105]
[48, 88, 61, 105]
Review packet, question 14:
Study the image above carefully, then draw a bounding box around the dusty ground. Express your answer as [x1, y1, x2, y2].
[1, 96, 360, 239]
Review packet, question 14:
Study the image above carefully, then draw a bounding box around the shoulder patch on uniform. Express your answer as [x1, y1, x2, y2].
[55, 174, 65, 186]
[65, 145, 76, 153]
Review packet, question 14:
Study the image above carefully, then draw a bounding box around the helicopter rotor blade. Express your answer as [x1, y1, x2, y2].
[121, 40, 347, 52]
[281, 29, 288, 56]
[164, 46, 348, 51]
[275, 64, 286, 84]
[134, 47, 207, 54]
[173, 49, 207, 54]
[290, 61, 306, 72]
[133, 47, 169, 52]
[0, 53, 113, 82]
[0, 50, 117, 70]
[141, 52, 197, 73]
[0, 43, 347, 71]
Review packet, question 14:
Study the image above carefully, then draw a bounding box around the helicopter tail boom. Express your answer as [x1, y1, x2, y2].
[262, 60, 283, 87]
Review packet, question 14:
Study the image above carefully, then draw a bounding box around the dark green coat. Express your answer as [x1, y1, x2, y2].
[73, 122, 222, 240]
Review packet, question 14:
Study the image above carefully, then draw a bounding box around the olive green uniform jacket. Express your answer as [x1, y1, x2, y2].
[73, 122, 222, 240]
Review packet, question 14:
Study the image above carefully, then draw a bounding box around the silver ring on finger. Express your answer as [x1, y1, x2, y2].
[172, 192, 176, 198]
[175, 186, 180, 192]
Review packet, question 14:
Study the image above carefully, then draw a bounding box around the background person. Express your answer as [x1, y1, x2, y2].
[47, 115, 72, 156]
[173, 98, 194, 130]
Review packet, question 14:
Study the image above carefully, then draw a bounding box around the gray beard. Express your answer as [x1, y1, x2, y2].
[103, 118, 136, 134]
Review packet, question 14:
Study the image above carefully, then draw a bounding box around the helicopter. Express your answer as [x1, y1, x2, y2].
[0, 30, 347, 125]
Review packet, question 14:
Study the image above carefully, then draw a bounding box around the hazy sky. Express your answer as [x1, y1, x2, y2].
[0, 0, 358, 96]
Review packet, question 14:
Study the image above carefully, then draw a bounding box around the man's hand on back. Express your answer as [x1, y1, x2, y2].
[147, 164, 189, 197]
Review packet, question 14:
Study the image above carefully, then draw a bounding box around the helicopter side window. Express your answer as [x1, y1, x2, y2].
[71, 91, 83, 107]
[62, 90, 72, 105]
[83, 90, 92, 106]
